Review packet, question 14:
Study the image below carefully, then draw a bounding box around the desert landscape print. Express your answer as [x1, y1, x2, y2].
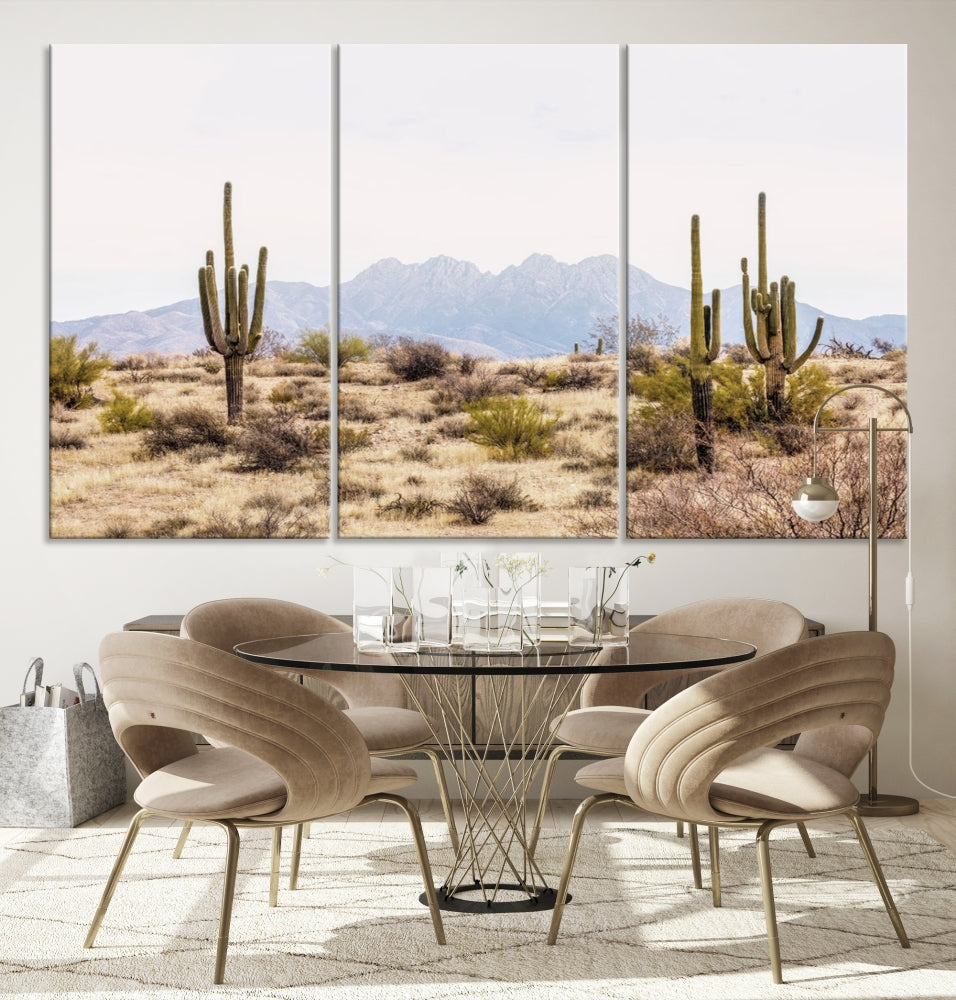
[50, 43, 906, 540]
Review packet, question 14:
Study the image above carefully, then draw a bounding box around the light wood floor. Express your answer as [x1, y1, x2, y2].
[3, 795, 955, 854]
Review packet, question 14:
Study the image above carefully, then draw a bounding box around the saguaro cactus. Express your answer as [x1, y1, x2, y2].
[689, 214, 721, 474]
[198, 182, 268, 424]
[741, 192, 823, 421]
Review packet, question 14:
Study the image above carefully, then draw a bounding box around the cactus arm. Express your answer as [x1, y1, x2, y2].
[757, 191, 768, 293]
[741, 257, 759, 361]
[780, 276, 825, 371]
[707, 287, 721, 361]
[247, 245, 268, 353]
[789, 316, 825, 371]
[199, 261, 228, 354]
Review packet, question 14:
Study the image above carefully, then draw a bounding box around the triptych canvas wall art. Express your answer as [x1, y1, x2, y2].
[50, 44, 907, 540]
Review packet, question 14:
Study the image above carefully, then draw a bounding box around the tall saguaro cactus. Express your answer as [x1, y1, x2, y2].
[741, 192, 823, 422]
[198, 182, 268, 424]
[689, 214, 721, 474]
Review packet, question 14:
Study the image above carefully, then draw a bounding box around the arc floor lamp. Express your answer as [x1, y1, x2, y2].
[791, 383, 919, 818]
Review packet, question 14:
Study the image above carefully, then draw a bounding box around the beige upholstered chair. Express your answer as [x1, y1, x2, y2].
[179, 598, 459, 876]
[529, 597, 809, 892]
[546, 631, 909, 984]
[86, 631, 445, 984]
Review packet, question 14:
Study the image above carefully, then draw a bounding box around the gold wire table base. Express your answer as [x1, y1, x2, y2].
[402, 654, 593, 913]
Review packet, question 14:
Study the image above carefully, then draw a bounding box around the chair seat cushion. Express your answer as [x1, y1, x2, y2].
[345, 706, 435, 754]
[552, 706, 651, 754]
[574, 755, 628, 795]
[574, 747, 861, 820]
[367, 757, 420, 795]
[709, 748, 862, 819]
[134, 746, 287, 820]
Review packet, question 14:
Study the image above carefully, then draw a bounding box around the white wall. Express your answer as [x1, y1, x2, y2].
[2, 0, 954, 800]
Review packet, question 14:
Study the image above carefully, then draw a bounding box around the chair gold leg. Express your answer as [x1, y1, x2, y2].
[797, 821, 816, 858]
[303, 822, 311, 839]
[529, 744, 592, 859]
[845, 808, 910, 949]
[756, 821, 784, 984]
[85, 808, 149, 948]
[547, 793, 617, 945]
[421, 746, 460, 853]
[688, 822, 703, 890]
[269, 826, 282, 907]
[211, 820, 241, 986]
[708, 825, 722, 907]
[173, 820, 192, 859]
[370, 793, 446, 945]
[289, 823, 304, 890]
[676, 820, 685, 838]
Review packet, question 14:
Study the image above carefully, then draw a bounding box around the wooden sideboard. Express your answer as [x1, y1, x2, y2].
[123, 613, 823, 754]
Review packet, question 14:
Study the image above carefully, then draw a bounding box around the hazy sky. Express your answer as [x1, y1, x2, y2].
[51, 44, 331, 321]
[52, 43, 905, 323]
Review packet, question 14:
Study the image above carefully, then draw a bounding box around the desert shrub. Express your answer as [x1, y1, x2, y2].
[436, 414, 471, 438]
[626, 408, 697, 472]
[463, 396, 559, 460]
[140, 404, 229, 457]
[338, 393, 377, 423]
[201, 361, 222, 375]
[49, 425, 87, 449]
[247, 326, 292, 361]
[98, 390, 154, 434]
[198, 489, 319, 539]
[233, 409, 321, 472]
[428, 388, 461, 416]
[722, 343, 752, 365]
[338, 424, 372, 452]
[755, 422, 812, 456]
[573, 487, 615, 510]
[378, 492, 444, 520]
[385, 337, 450, 382]
[268, 380, 329, 421]
[784, 363, 836, 424]
[50, 335, 111, 408]
[338, 475, 385, 501]
[543, 366, 599, 391]
[400, 443, 433, 463]
[445, 471, 536, 525]
[510, 360, 544, 387]
[289, 327, 370, 368]
[632, 357, 756, 431]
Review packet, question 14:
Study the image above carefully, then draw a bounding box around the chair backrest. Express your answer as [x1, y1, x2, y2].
[181, 597, 405, 709]
[581, 597, 807, 708]
[621, 631, 894, 825]
[99, 631, 372, 824]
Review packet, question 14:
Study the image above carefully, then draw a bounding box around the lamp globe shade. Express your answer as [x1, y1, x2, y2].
[792, 476, 840, 522]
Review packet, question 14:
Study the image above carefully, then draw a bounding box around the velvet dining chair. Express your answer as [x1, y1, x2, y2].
[87, 631, 445, 984]
[546, 630, 909, 984]
[529, 597, 810, 899]
[177, 597, 460, 885]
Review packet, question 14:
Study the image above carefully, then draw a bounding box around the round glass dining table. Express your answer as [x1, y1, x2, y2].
[235, 630, 756, 914]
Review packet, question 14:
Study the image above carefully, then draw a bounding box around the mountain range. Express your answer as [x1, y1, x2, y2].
[51, 254, 906, 360]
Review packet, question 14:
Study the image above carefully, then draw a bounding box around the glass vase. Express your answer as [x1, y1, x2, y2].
[568, 566, 630, 647]
[352, 567, 420, 652]
[416, 565, 453, 648]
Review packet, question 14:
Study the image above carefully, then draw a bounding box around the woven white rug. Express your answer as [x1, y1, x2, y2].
[0, 816, 953, 999]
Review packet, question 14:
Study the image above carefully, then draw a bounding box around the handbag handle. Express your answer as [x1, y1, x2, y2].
[72, 662, 103, 705]
[21, 657, 43, 694]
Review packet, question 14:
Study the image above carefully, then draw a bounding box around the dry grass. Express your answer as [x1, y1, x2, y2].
[49, 356, 331, 538]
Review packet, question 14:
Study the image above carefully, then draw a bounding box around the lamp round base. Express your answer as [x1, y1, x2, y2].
[857, 793, 920, 817]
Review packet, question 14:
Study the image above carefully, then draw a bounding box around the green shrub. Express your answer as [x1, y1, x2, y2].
[543, 366, 598, 391]
[385, 337, 450, 382]
[289, 327, 369, 368]
[98, 390, 154, 434]
[463, 396, 558, 461]
[49, 335, 112, 408]
[632, 357, 756, 431]
[140, 404, 229, 456]
[784, 363, 836, 424]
